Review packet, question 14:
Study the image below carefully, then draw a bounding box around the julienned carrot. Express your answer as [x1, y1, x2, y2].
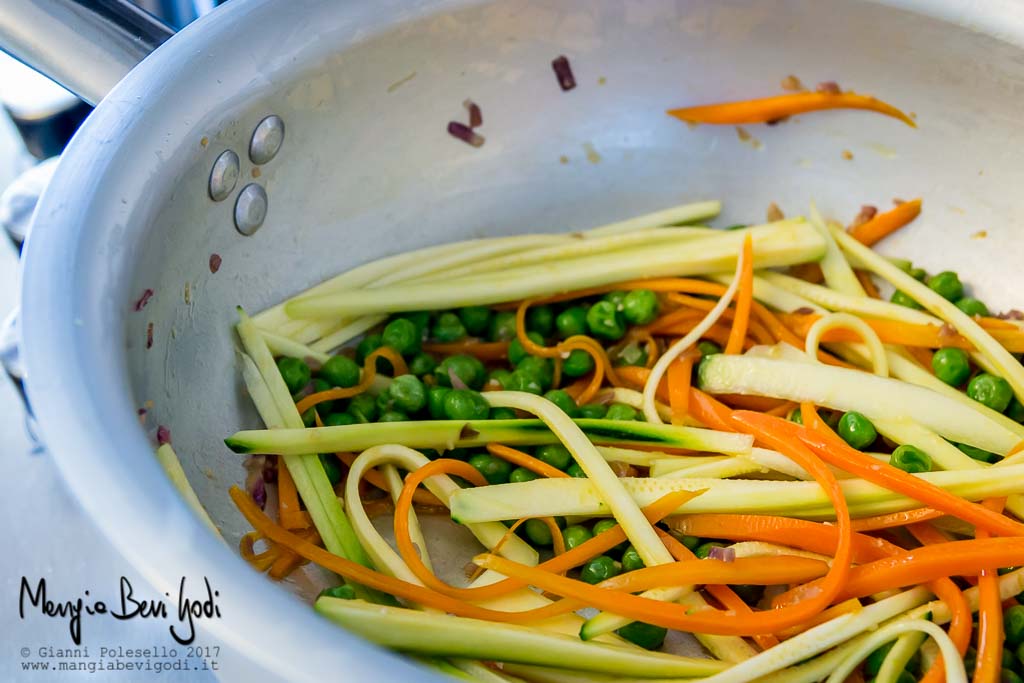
[848, 199, 922, 247]
[655, 528, 780, 652]
[794, 415, 1024, 537]
[776, 599, 863, 639]
[395, 459, 703, 602]
[659, 294, 776, 346]
[336, 451, 443, 506]
[295, 347, 408, 414]
[689, 388, 738, 432]
[781, 311, 1024, 353]
[422, 340, 509, 361]
[486, 443, 570, 479]
[974, 499, 1006, 683]
[667, 91, 916, 127]
[277, 459, 308, 529]
[666, 352, 698, 423]
[851, 507, 944, 531]
[716, 394, 794, 413]
[725, 235, 754, 354]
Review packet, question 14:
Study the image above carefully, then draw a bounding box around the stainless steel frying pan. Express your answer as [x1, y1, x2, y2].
[6, 0, 1024, 679]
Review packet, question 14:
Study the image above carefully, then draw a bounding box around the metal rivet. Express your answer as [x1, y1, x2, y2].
[208, 150, 240, 201]
[249, 115, 284, 165]
[234, 184, 267, 236]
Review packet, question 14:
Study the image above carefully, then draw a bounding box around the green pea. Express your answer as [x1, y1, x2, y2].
[789, 408, 803, 424]
[277, 357, 311, 394]
[544, 389, 579, 417]
[426, 386, 451, 419]
[509, 467, 538, 483]
[408, 352, 438, 377]
[605, 404, 638, 421]
[504, 370, 544, 395]
[889, 444, 932, 473]
[1007, 398, 1024, 423]
[621, 545, 645, 572]
[320, 355, 360, 388]
[489, 311, 518, 341]
[436, 354, 486, 390]
[467, 453, 512, 485]
[355, 334, 386, 368]
[556, 306, 589, 339]
[395, 311, 431, 337]
[593, 519, 627, 553]
[382, 318, 421, 356]
[603, 291, 628, 308]
[968, 373, 1014, 412]
[526, 305, 554, 337]
[837, 411, 877, 450]
[324, 412, 356, 427]
[931, 347, 971, 386]
[956, 442, 999, 464]
[577, 403, 608, 419]
[622, 289, 660, 325]
[489, 406, 518, 420]
[536, 444, 573, 470]
[301, 408, 317, 427]
[309, 378, 334, 414]
[731, 584, 764, 606]
[956, 297, 990, 317]
[964, 649, 977, 676]
[458, 306, 493, 337]
[1004, 648, 1017, 670]
[375, 390, 396, 415]
[562, 525, 593, 550]
[680, 535, 701, 551]
[443, 389, 490, 420]
[697, 341, 722, 357]
[378, 410, 409, 423]
[562, 349, 595, 378]
[586, 300, 627, 341]
[515, 356, 553, 391]
[523, 518, 553, 546]
[694, 541, 727, 559]
[1016, 642, 1024, 669]
[1006, 605, 1024, 645]
[431, 312, 467, 343]
[891, 290, 923, 310]
[318, 584, 356, 600]
[926, 271, 964, 302]
[615, 621, 667, 650]
[909, 267, 927, 281]
[581, 555, 621, 584]
[1002, 670, 1023, 683]
[567, 463, 587, 478]
[388, 374, 427, 413]
[487, 368, 513, 389]
[509, 331, 544, 366]
[894, 671, 916, 683]
[864, 643, 894, 677]
[319, 454, 342, 487]
[348, 393, 378, 423]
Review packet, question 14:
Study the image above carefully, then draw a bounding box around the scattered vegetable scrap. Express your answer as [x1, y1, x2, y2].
[209, 253, 222, 274]
[156, 424, 171, 445]
[780, 74, 805, 91]
[552, 55, 576, 91]
[447, 121, 484, 148]
[146, 322, 154, 349]
[463, 99, 483, 129]
[668, 90, 915, 127]
[842, 149, 854, 160]
[134, 288, 154, 311]
[847, 198, 922, 246]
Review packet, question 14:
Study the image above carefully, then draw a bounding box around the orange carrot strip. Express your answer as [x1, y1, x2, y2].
[276, 459, 308, 529]
[656, 528, 780, 651]
[295, 347, 408, 414]
[851, 508, 944, 531]
[789, 262, 825, 285]
[486, 443, 570, 479]
[422, 340, 509, 361]
[725, 235, 754, 354]
[848, 199, 922, 247]
[716, 394, 794, 413]
[667, 92, 916, 128]
[335, 451, 443, 506]
[667, 353, 697, 423]
[974, 499, 1006, 683]
[776, 599, 862, 639]
[854, 270, 881, 299]
[688, 388, 738, 433]
[795, 417, 1024, 537]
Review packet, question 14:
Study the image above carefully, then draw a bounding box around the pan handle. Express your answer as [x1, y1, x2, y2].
[0, 0, 175, 106]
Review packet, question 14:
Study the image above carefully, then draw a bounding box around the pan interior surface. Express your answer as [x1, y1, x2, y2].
[21, 0, 1024, 678]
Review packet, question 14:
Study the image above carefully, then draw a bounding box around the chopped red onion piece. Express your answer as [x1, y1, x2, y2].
[463, 99, 483, 128]
[999, 309, 1024, 320]
[447, 121, 485, 147]
[448, 366, 469, 390]
[250, 477, 267, 510]
[552, 55, 576, 91]
[156, 425, 171, 445]
[137, 407, 147, 416]
[134, 288, 154, 311]
[146, 322, 154, 349]
[262, 456, 278, 484]
[708, 545, 736, 562]
[304, 356, 323, 372]
[209, 253, 222, 274]
[793, 307, 816, 315]
[816, 81, 841, 94]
